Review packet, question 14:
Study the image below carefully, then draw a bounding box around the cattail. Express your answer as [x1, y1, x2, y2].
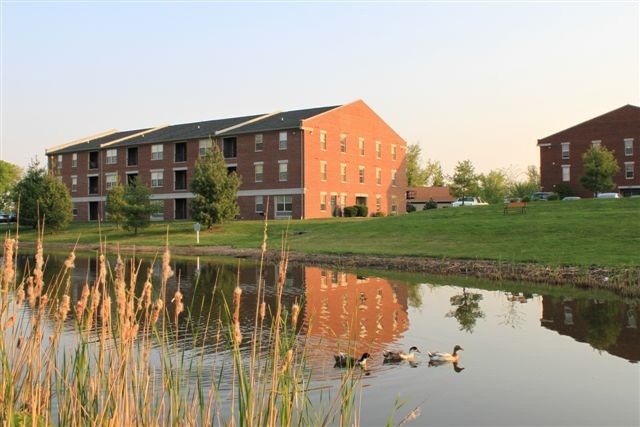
[76, 282, 90, 321]
[260, 301, 266, 322]
[233, 286, 242, 344]
[39, 294, 49, 313]
[87, 286, 101, 330]
[16, 283, 25, 306]
[3, 315, 15, 330]
[16, 336, 22, 349]
[150, 299, 164, 324]
[58, 295, 70, 322]
[172, 290, 183, 323]
[64, 251, 76, 269]
[233, 321, 242, 344]
[98, 254, 106, 288]
[3, 238, 15, 286]
[26, 277, 35, 307]
[34, 240, 44, 292]
[139, 269, 153, 311]
[115, 255, 126, 326]
[280, 349, 293, 374]
[162, 247, 174, 283]
[101, 295, 111, 329]
[291, 303, 300, 329]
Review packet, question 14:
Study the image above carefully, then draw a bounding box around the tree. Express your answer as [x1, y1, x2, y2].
[122, 179, 154, 234]
[508, 165, 540, 200]
[446, 288, 485, 333]
[479, 169, 510, 204]
[424, 159, 445, 187]
[12, 160, 72, 230]
[0, 160, 22, 211]
[106, 183, 127, 229]
[405, 143, 427, 187]
[449, 160, 479, 203]
[580, 146, 620, 196]
[190, 145, 241, 228]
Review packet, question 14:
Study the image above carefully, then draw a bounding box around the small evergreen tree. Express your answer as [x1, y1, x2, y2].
[106, 183, 127, 229]
[122, 179, 153, 234]
[580, 146, 620, 196]
[449, 160, 479, 203]
[190, 145, 241, 228]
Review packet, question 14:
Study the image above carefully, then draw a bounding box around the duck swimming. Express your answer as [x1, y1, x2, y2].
[383, 346, 421, 363]
[427, 345, 463, 363]
[334, 352, 371, 368]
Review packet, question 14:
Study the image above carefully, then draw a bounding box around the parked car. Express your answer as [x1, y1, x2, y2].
[562, 196, 581, 201]
[531, 192, 554, 201]
[0, 212, 17, 223]
[451, 197, 488, 207]
[596, 192, 621, 199]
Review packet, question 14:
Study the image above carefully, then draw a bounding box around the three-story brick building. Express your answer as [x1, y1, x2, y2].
[46, 100, 407, 221]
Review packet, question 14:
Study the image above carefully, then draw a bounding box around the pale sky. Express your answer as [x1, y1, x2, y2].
[1, 1, 638, 178]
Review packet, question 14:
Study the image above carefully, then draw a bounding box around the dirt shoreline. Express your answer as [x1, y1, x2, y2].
[23, 242, 640, 297]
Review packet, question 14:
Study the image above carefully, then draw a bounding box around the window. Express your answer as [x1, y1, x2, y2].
[562, 165, 570, 182]
[254, 162, 264, 183]
[57, 154, 63, 169]
[174, 142, 187, 162]
[106, 149, 117, 165]
[279, 161, 288, 181]
[127, 147, 138, 166]
[127, 172, 138, 186]
[625, 162, 634, 179]
[359, 166, 365, 184]
[625, 138, 634, 156]
[88, 176, 99, 195]
[376, 195, 382, 212]
[255, 196, 264, 213]
[391, 144, 397, 161]
[255, 134, 263, 152]
[151, 170, 164, 188]
[340, 163, 347, 183]
[151, 144, 163, 160]
[72, 207, 78, 217]
[320, 131, 327, 151]
[174, 170, 187, 190]
[391, 196, 398, 215]
[89, 151, 99, 169]
[320, 161, 327, 181]
[376, 168, 382, 185]
[320, 192, 327, 211]
[391, 170, 397, 186]
[105, 173, 117, 190]
[340, 134, 347, 153]
[561, 142, 570, 160]
[376, 141, 381, 159]
[199, 139, 213, 157]
[279, 131, 288, 150]
[359, 137, 365, 156]
[72, 153, 77, 168]
[591, 140, 601, 148]
[71, 176, 77, 193]
[223, 137, 237, 158]
[275, 195, 293, 217]
[150, 200, 165, 221]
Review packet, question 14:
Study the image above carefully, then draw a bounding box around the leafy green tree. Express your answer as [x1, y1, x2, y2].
[122, 179, 154, 234]
[509, 165, 540, 199]
[479, 169, 510, 204]
[553, 182, 575, 199]
[405, 143, 428, 187]
[106, 183, 127, 229]
[446, 288, 485, 333]
[425, 159, 446, 187]
[449, 160, 479, 202]
[580, 146, 620, 196]
[0, 160, 22, 211]
[12, 160, 72, 230]
[190, 145, 241, 228]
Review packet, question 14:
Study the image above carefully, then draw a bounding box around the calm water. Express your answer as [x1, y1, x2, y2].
[9, 253, 640, 426]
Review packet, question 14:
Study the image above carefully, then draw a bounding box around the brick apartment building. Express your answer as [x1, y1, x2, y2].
[537, 104, 640, 197]
[46, 100, 407, 221]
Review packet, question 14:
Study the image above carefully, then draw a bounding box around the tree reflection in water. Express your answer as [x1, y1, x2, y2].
[446, 287, 485, 332]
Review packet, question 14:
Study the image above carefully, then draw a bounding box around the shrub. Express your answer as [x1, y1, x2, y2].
[343, 206, 358, 217]
[356, 205, 368, 217]
[554, 183, 575, 199]
[406, 204, 417, 213]
[547, 193, 560, 201]
[371, 211, 385, 217]
[423, 198, 438, 210]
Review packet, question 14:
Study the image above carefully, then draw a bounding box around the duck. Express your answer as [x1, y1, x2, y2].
[427, 345, 463, 363]
[383, 346, 421, 363]
[334, 352, 371, 368]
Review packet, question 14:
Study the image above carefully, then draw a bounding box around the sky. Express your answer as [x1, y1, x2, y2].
[1, 1, 638, 178]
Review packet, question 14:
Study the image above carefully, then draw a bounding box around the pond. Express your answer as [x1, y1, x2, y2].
[5, 251, 639, 426]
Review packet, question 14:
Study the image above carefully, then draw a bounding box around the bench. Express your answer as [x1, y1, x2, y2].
[503, 201, 527, 214]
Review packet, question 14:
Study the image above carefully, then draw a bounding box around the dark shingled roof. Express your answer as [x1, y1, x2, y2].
[49, 128, 152, 154]
[218, 106, 339, 136]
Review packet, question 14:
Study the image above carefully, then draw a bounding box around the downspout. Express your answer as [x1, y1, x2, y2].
[300, 123, 305, 219]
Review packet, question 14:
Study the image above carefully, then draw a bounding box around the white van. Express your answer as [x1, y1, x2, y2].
[596, 193, 621, 199]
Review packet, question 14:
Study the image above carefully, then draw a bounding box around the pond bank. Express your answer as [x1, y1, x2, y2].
[25, 242, 640, 297]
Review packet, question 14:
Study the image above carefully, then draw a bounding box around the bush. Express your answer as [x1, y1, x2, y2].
[406, 204, 417, 213]
[371, 211, 385, 217]
[343, 206, 358, 217]
[547, 193, 560, 201]
[355, 205, 368, 217]
[423, 198, 438, 210]
[554, 183, 575, 199]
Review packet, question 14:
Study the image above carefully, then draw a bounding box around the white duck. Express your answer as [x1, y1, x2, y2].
[334, 352, 371, 368]
[383, 346, 421, 363]
[428, 345, 463, 364]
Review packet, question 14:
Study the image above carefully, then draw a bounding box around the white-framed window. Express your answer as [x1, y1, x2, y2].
[562, 165, 570, 182]
[376, 140, 381, 159]
[358, 137, 365, 156]
[340, 134, 347, 153]
[391, 144, 397, 161]
[279, 161, 288, 181]
[320, 192, 327, 211]
[151, 144, 163, 160]
[279, 131, 288, 150]
[150, 200, 165, 221]
[254, 162, 264, 183]
[275, 195, 293, 217]
[391, 169, 397, 186]
[320, 131, 327, 151]
[391, 196, 398, 215]
[151, 170, 164, 188]
[105, 172, 117, 189]
[72, 153, 77, 168]
[106, 149, 117, 165]
[255, 196, 264, 213]
[320, 161, 327, 181]
[376, 195, 382, 212]
[624, 138, 634, 156]
[376, 168, 382, 185]
[359, 166, 365, 184]
[255, 134, 263, 152]
[71, 175, 77, 193]
[561, 142, 570, 160]
[57, 154, 63, 169]
[591, 140, 601, 148]
[340, 163, 347, 183]
[625, 162, 634, 179]
[199, 139, 213, 157]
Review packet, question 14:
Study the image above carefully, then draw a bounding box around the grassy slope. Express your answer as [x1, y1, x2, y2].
[8, 197, 639, 268]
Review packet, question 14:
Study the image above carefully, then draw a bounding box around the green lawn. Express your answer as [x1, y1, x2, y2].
[7, 197, 640, 268]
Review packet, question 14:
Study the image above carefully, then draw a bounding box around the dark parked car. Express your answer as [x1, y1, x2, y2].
[531, 192, 554, 201]
[0, 212, 17, 223]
